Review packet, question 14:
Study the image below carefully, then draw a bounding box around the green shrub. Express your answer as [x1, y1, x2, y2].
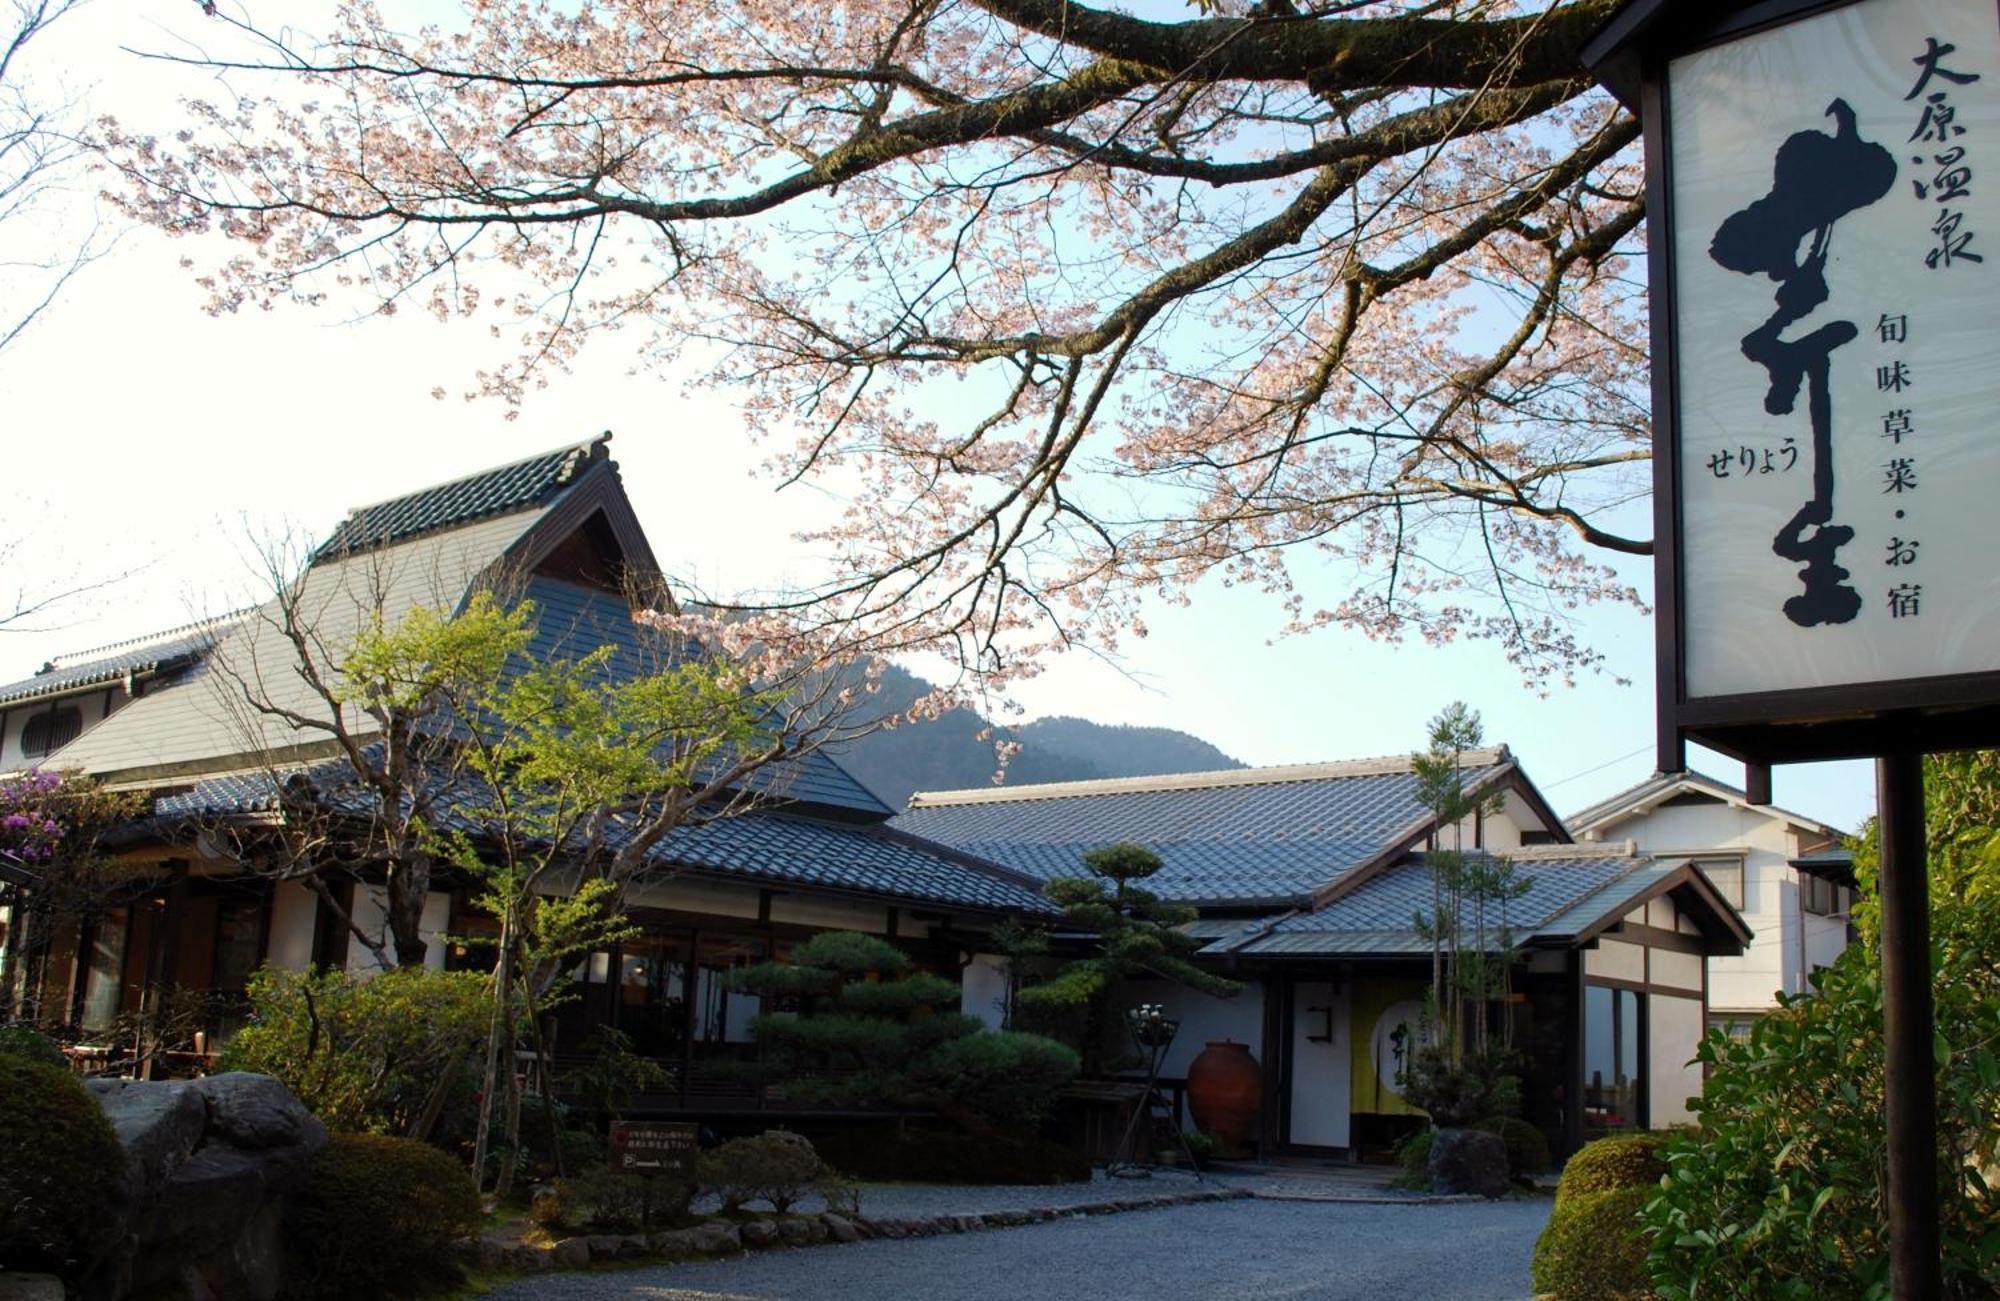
[1182, 1129, 1218, 1162]
[0, 1025, 66, 1068]
[283, 1133, 482, 1299]
[0, 1056, 125, 1274]
[1641, 892, 2000, 1299]
[1531, 1186, 1653, 1300]
[697, 1131, 825, 1212]
[1475, 1115, 1551, 1181]
[815, 1173, 863, 1217]
[1392, 1128, 1435, 1190]
[1558, 1132, 1668, 1205]
[814, 1124, 1090, 1185]
[560, 1163, 690, 1231]
[913, 1031, 1080, 1129]
[223, 965, 489, 1135]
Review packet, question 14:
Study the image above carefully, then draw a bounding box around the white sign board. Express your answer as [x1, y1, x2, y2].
[1669, 0, 1999, 700]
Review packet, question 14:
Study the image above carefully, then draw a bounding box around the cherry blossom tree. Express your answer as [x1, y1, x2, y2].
[102, 0, 1648, 689]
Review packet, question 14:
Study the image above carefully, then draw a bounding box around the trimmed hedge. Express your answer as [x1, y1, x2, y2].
[815, 1124, 1090, 1185]
[1531, 1185, 1653, 1299]
[698, 1131, 823, 1213]
[282, 1133, 481, 1299]
[1474, 1115, 1551, 1181]
[1557, 1132, 1669, 1204]
[0, 1056, 125, 1275]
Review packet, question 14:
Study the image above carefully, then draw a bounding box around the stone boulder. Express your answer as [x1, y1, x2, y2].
[1428, 1126, 1510, 1199]
[81, 1072, 328, 1301]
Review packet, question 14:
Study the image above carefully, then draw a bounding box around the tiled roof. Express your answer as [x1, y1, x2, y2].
[0, 615, 246, 706]
[1567, 770, 1847, 840]
[1202, 844, 1662, 957]
[894, 751, 1517, 906]
[155, 765, 1051, 915]
[314, 435, 607, 558]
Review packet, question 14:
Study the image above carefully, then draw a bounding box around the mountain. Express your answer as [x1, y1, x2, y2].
[828, 665, 1244, 810]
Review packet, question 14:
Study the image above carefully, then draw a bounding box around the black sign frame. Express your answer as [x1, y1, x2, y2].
[1585, 0, 2000, 773]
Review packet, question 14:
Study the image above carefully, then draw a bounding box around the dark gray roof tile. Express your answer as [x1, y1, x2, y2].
[315, 435, 605, 558]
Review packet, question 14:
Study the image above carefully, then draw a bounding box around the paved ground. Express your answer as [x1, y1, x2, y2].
[490, 1195, 1553, 1300]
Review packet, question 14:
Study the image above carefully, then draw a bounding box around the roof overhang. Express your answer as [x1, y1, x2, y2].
[1574, 859, 1754, 956]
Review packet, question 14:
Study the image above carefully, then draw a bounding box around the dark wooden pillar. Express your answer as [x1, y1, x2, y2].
[1877, 753, 1940, 1298]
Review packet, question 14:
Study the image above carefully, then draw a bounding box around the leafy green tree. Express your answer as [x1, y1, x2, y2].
[221, 965, 491, 1136]
[1643, 749, 2000, 1298]
[733, 930, 1079, 1133]
[1641, 893, 1999, 1298]
[1010, 842, 1241, 1073]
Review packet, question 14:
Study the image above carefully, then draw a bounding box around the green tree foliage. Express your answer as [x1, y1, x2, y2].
[1640, 892, 2000, 1299]
[220, 965, 490, 1136]
[1849, 750, 2000, 942]
[1009, 841, 1241, 1072]
[734, 930, 1079, 1132]
[283, 1132, 482, 1300]
[0, 1055, 125, 1276]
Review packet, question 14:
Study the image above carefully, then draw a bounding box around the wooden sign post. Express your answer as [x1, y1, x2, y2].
[1584, 1, 1999, 1291]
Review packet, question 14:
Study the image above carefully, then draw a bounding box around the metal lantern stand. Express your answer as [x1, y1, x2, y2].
[1105, 1005, 1203, 1182]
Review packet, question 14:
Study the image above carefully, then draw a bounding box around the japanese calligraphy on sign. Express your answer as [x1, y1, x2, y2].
[609, 1121, 698, 1176]
[1668, 0, 1999, 699]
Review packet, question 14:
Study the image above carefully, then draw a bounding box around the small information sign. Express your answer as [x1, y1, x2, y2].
[608, 1121, 698, 1177]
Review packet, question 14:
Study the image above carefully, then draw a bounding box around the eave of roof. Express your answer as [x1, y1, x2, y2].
[0, 613, 248, 707]
[1568, 769, 1848, 842]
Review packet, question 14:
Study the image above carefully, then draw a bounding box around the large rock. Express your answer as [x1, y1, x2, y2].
[1428, 1126, 1510, 1199]
[80, 1072, 328, 1301]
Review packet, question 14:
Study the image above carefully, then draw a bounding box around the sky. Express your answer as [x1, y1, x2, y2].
[0, 1, 1879, 833]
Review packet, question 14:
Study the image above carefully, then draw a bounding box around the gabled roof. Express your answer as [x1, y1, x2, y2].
[316, 435, 608, 558]
[896, 748, 1563, 908]
[44, 435, 655, 785]
[0, 613, 247, 707]
[155, 762, 1047, 916]
[1198, 843, 1751, 958]
[1567, 769, 1848, 843]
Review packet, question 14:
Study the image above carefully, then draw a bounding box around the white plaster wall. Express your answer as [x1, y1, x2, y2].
[768, 895, 891, 933]
[266, 881, 318, 971]
[623, 877, 761, 919]
[1287, 980, 1351, 1148]
[960, 953, 1010, 1030]
[1584, 938, 1646, 984]
[1649, 947, 1703, 994]
[1648, 993, 1706, 1127]
[1116, 978, 1266, 1080]
[0, 690, 118, 771]
[419, 892, 451, 971]
[346, 886, 389, 975]
[1593, 798, 1851, 1014]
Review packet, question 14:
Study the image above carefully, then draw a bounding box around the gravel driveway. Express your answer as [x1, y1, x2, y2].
[489, 1196, 1552, 1300]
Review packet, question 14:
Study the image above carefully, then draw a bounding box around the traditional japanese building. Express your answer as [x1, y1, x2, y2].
[898, 757, 1754, 1158]
[0, 435, 1048, 1112]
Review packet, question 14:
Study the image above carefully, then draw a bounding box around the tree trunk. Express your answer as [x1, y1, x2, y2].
[386, 853, 433, 968]
[470, 916, 515, 1191]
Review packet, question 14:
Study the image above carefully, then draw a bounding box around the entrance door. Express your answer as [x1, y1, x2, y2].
[1287, 980, 1351, 1148]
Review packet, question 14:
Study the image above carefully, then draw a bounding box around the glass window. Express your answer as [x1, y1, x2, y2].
[21, 706, 82, 758]
[616, 935, 689, 1060]
[80, 908, 129, 1033]
[1583, 984, 1644, 1133]
[695, 932, 765, 1044]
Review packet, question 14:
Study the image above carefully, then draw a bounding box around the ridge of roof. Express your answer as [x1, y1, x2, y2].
[906, 745, 1514, 807]
[314, 433, 610, 559]
[1424, 839, 1638, 862]
[0, 610, 253, 707]
[1568, 769, 1847, 840]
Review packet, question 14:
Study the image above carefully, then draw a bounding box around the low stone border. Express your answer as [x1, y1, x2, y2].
[474, 1186, 1254, 1275]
